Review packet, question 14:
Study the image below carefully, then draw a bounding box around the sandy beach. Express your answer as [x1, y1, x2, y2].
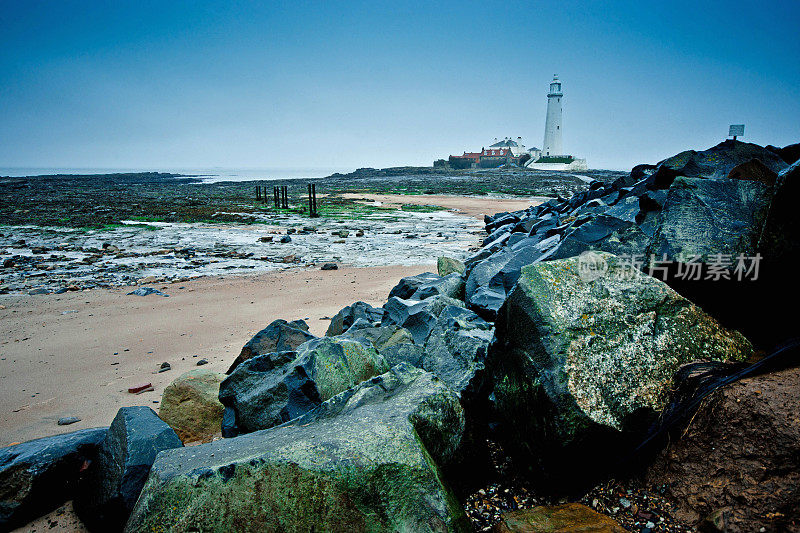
[0, 264, 438, 447]
[341, 193, 547, 219]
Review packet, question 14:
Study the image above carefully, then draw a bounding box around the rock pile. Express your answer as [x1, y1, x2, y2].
[3, 140, 799, 532]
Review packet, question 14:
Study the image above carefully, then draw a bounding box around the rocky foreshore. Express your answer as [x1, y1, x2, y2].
[2, 140, 799, 532]
[0, 210, 483, 295]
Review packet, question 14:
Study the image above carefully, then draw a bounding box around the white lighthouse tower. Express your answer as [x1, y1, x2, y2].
[542, 74, 563, 156]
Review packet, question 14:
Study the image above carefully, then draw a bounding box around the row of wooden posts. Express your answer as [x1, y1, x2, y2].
[255, 184, 319, 217]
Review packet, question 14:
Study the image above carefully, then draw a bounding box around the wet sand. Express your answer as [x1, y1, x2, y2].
[341, 193, 547, 219]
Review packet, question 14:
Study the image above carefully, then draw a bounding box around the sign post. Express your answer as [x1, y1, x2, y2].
[729, 124, 745, 141]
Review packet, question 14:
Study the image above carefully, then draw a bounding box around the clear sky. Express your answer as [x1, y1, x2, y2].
[1, 0, 798, 172]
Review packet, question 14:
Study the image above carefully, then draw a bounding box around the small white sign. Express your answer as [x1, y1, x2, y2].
[729, 124, 745, 137]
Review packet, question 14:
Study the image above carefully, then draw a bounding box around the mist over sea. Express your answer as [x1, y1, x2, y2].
[0, 167, 353, 183]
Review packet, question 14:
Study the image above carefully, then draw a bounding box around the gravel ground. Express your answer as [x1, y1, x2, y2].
[464, 440, 696, 532]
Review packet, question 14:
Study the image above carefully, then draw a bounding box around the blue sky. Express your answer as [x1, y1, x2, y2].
[1, 0, 798, 171]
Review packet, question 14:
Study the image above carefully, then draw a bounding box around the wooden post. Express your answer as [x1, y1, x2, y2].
[312, 183, 318, 216]
[282, 186, 288, 209]
[274, 186, 279, 208]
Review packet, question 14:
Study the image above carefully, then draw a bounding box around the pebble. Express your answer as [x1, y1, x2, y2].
[196, 359, 209, 366]
[321, 263, 338, 271]
[57, 416, 81, 426]
[159, 362, 171, 372]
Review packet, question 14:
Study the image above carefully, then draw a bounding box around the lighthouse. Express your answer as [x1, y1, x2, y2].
[542, 74, 563, 156]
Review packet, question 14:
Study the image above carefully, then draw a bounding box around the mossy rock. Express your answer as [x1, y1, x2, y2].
[126, 365, 472, 533]
[491, 253, 753, 487]
[159, 369, 225, 444]
[438, 256, 465, 276]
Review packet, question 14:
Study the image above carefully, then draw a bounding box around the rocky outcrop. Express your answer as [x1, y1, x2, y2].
[126, 365, 472, 533]
[491, 253, 753, 488]
[325, 301, 384, 336]
[158, 369, 225, 444]
[411, 273, 466, 301]
[0, 428, 107, 532]
[226, 319, 314, 373]
[219, 337, 388, 434]
[337, 324, 425, 367]
[646, 366, 800, 533]
[647, 176, 773, 263]
[493, 503, 626, 533]
[422, 306, 493, 405]
[74, 407, 182, 532]
[647, 140, 787, 189]
[387, 271, 441, 299]
[382, 294, 464, 344]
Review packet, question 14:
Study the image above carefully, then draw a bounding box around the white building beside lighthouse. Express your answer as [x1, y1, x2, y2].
[542, 75, 563, 156]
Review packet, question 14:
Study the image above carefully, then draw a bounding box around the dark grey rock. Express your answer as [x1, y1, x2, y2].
[649, 140, 787, 189]
[219, 350, 316, 435]
[126, 287, 169, 297]
[57, 416, 81, 426]
[387, 272, 440, 300]
[410, 273, 466, 301]
[320, 262, 338, 270]
[74, 407, 182, 532]
[382, 295, 464, 344]
[549, 214, 650, 261]
[0, 428, 107, 531]
[219, 337, 387, 434]
[226, 319, 314, 373]
[422, 306, 493, 402]
[647, 176, 773, 263]
[325, 301, 384, 336]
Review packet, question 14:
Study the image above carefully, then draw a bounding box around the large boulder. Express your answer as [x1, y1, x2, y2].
[126, 365, 472, 533]
[648, 176, 773, 263]
[645, 175, 778, 348]
[74, 407, 182, 532]
[438, 256, 465, 276]
[646, 366, 800, 532]
[411, 273, 466, 301]
[648, 140, 787, 189]
[158, 369, 225, 444]
[226, 319, 314, 373]
[549, 214, 650, 261]
[337, 324, 425, 368]
[218, 351, 307, 436]
[325, 301, 384, 336]
[387, 271, 441, 300]
[382, 294, 464, 344]
[464, 242, 550, 321]
[219, 337, 388, 434]
[766, 141, 800, 165]
[0, 428, 107, 532]
[422, 306, 493, 405]
[491, 253, 753, 488]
